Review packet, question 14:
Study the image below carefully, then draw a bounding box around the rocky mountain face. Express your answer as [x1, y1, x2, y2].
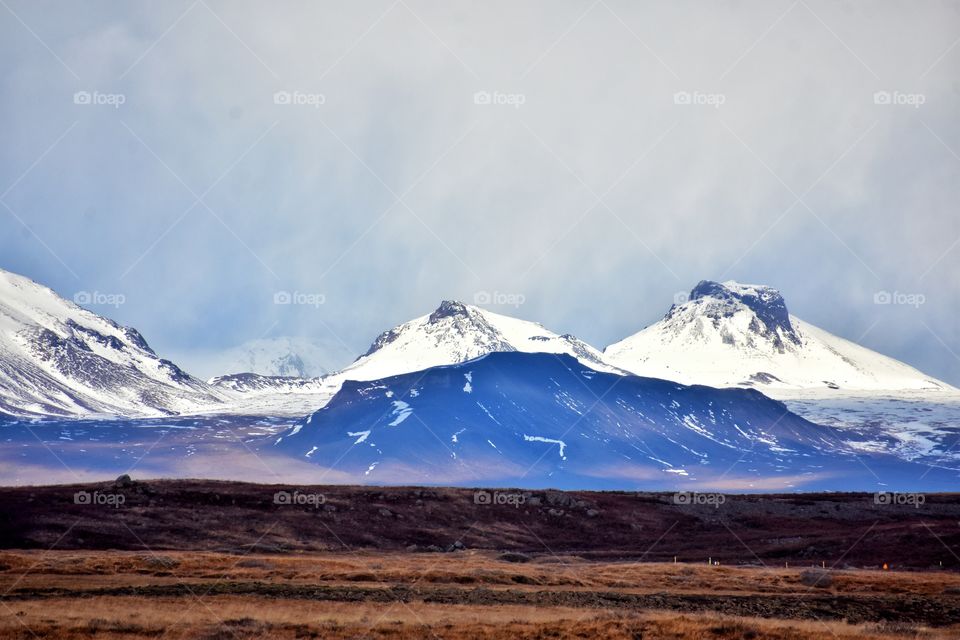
[0, 268, 223, 417]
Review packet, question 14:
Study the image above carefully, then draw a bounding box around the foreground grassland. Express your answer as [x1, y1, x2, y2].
[1, 550, 958, 639]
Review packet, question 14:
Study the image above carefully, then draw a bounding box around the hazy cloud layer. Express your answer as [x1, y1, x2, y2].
[1, 0, 958, 383]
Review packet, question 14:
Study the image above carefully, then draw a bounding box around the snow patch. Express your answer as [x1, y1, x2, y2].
[523, 434, 567, 460]
[387, 400, 412, 426]
[348, 430, 371, 444]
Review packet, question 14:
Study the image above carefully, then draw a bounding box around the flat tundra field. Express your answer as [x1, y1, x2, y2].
[2, 481, 959, 638]
[2, 551, 960, 639]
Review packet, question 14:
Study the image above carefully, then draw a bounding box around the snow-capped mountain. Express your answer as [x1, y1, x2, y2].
[605, 280, 953, 394]
[276, 351, 959, 490]
[208, 299, 617, 398]
[0, 269, 224, 417]
[211, 300, 625, 415]
[339, 300, 624, 381]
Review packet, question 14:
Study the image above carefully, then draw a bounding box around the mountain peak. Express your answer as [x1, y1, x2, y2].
[605, 279, 951, 393]
[690, 279, 777, 300]
[428, 300, 471, 322]
[684, 280, 796, 344]
[348, 299, 623, 382]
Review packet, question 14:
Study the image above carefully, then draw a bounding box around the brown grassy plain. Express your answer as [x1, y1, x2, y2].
[2, 550, 959, 639]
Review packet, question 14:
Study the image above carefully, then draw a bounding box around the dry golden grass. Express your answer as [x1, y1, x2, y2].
[2, 549, 958, 595]
[1, 551, 958, 639]
[2, 597, 954, 639]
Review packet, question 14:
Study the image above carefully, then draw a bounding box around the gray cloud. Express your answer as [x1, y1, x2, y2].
[1, 0, 958, 383]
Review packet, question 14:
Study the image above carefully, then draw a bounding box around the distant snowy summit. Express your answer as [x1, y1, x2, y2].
[207, 372, 326, 394]
[604, 280, 952, 393]
[195, 336, 353, 380]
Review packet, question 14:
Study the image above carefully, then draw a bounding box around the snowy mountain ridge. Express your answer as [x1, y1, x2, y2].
[0, 268, 224, 417]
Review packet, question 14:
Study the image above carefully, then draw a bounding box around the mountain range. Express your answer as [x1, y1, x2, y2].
[0, 268, 952, 419]
[220, 281, 952, 405]
[0, 266, 957, 490]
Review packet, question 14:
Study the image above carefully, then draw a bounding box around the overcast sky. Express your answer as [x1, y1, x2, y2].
[1, 0, 958, 383]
